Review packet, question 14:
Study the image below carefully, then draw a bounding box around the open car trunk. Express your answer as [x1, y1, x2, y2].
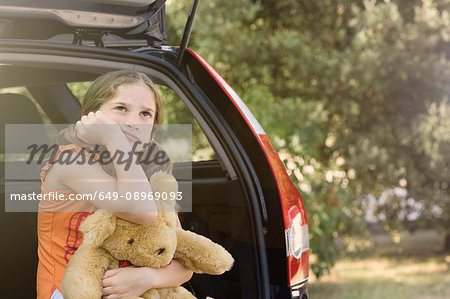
[0, 1, 291, 297]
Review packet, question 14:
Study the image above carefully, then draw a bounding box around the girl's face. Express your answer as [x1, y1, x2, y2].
[99, 82, 156, 145]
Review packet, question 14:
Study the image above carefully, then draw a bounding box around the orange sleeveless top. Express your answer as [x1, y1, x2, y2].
[36, 144, 97, 299]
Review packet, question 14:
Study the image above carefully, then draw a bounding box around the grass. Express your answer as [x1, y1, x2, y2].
[308, 228, 450, 299]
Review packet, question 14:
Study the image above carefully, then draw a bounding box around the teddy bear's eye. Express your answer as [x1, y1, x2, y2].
[156, 248, 165, 255]
[127, 238, 134, 245]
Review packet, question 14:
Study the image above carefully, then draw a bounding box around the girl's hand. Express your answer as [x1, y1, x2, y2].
[75, 111, 123, 146]
[101, 267, 154, 299]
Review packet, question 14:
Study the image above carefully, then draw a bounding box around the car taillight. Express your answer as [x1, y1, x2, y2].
[259, 135, 309, 286]
[187, 48, 309, 286]
[285, 206, 310, 284]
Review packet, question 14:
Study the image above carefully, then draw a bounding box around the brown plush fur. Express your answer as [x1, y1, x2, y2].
[62, 173, 234, 299]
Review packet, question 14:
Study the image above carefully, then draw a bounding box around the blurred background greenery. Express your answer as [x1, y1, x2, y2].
[166, 0, 449, 295]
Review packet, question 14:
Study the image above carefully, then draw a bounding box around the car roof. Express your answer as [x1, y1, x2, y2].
[0, 0, 167, 47]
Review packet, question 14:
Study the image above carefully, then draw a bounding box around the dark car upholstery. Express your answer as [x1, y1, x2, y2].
[0, 93, 42, 298]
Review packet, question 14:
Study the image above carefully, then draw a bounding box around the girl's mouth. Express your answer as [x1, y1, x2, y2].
[122, 129, 140, 142]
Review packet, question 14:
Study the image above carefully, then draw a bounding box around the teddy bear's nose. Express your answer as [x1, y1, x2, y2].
[156, 248, 165, 255]
[127, 238, 134, 245]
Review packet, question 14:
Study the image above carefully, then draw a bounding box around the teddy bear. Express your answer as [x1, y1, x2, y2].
[61, 172, 234, 299]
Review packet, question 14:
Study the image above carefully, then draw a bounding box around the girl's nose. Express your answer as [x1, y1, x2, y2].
[124, 114, 139, 125]
[124, 116, 141, 131]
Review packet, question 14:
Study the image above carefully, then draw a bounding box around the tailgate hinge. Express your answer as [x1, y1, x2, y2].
[72, 29, 107, 47]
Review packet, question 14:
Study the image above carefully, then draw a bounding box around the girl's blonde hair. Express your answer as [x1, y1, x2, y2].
[81, 70, 164, 124]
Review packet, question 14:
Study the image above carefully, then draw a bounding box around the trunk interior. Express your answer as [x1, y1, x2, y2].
[0, 60, 260, 298]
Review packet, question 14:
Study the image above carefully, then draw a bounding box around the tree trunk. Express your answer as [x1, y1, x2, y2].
[444, 232, 450, 252]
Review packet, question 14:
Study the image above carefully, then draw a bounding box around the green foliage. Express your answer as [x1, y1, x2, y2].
[172, 0, 450, 276]
[66, 82, 92, 103]
[157, 85, 215, 160]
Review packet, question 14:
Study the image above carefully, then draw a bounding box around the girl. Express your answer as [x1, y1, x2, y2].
[37, 70, 193, 299]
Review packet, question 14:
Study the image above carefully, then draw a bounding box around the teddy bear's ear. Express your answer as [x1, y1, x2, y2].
[79, 210, 116, 248]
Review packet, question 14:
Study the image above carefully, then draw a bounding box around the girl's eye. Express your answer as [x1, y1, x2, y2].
[116, 106, 126, 111]
[141, 111, 152, 118]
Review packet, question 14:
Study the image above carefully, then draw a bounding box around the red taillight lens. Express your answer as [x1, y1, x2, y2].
[260, 135, 309, 286]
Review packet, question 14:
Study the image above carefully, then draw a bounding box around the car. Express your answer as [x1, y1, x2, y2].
[0, 0, 309, 298]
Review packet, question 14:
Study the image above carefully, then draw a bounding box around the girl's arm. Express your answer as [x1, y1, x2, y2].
[101, 260, 193, 298]
[47, 113, 158, 224]
[103, 134, 158, 224]
[50, 142, 157, 224]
